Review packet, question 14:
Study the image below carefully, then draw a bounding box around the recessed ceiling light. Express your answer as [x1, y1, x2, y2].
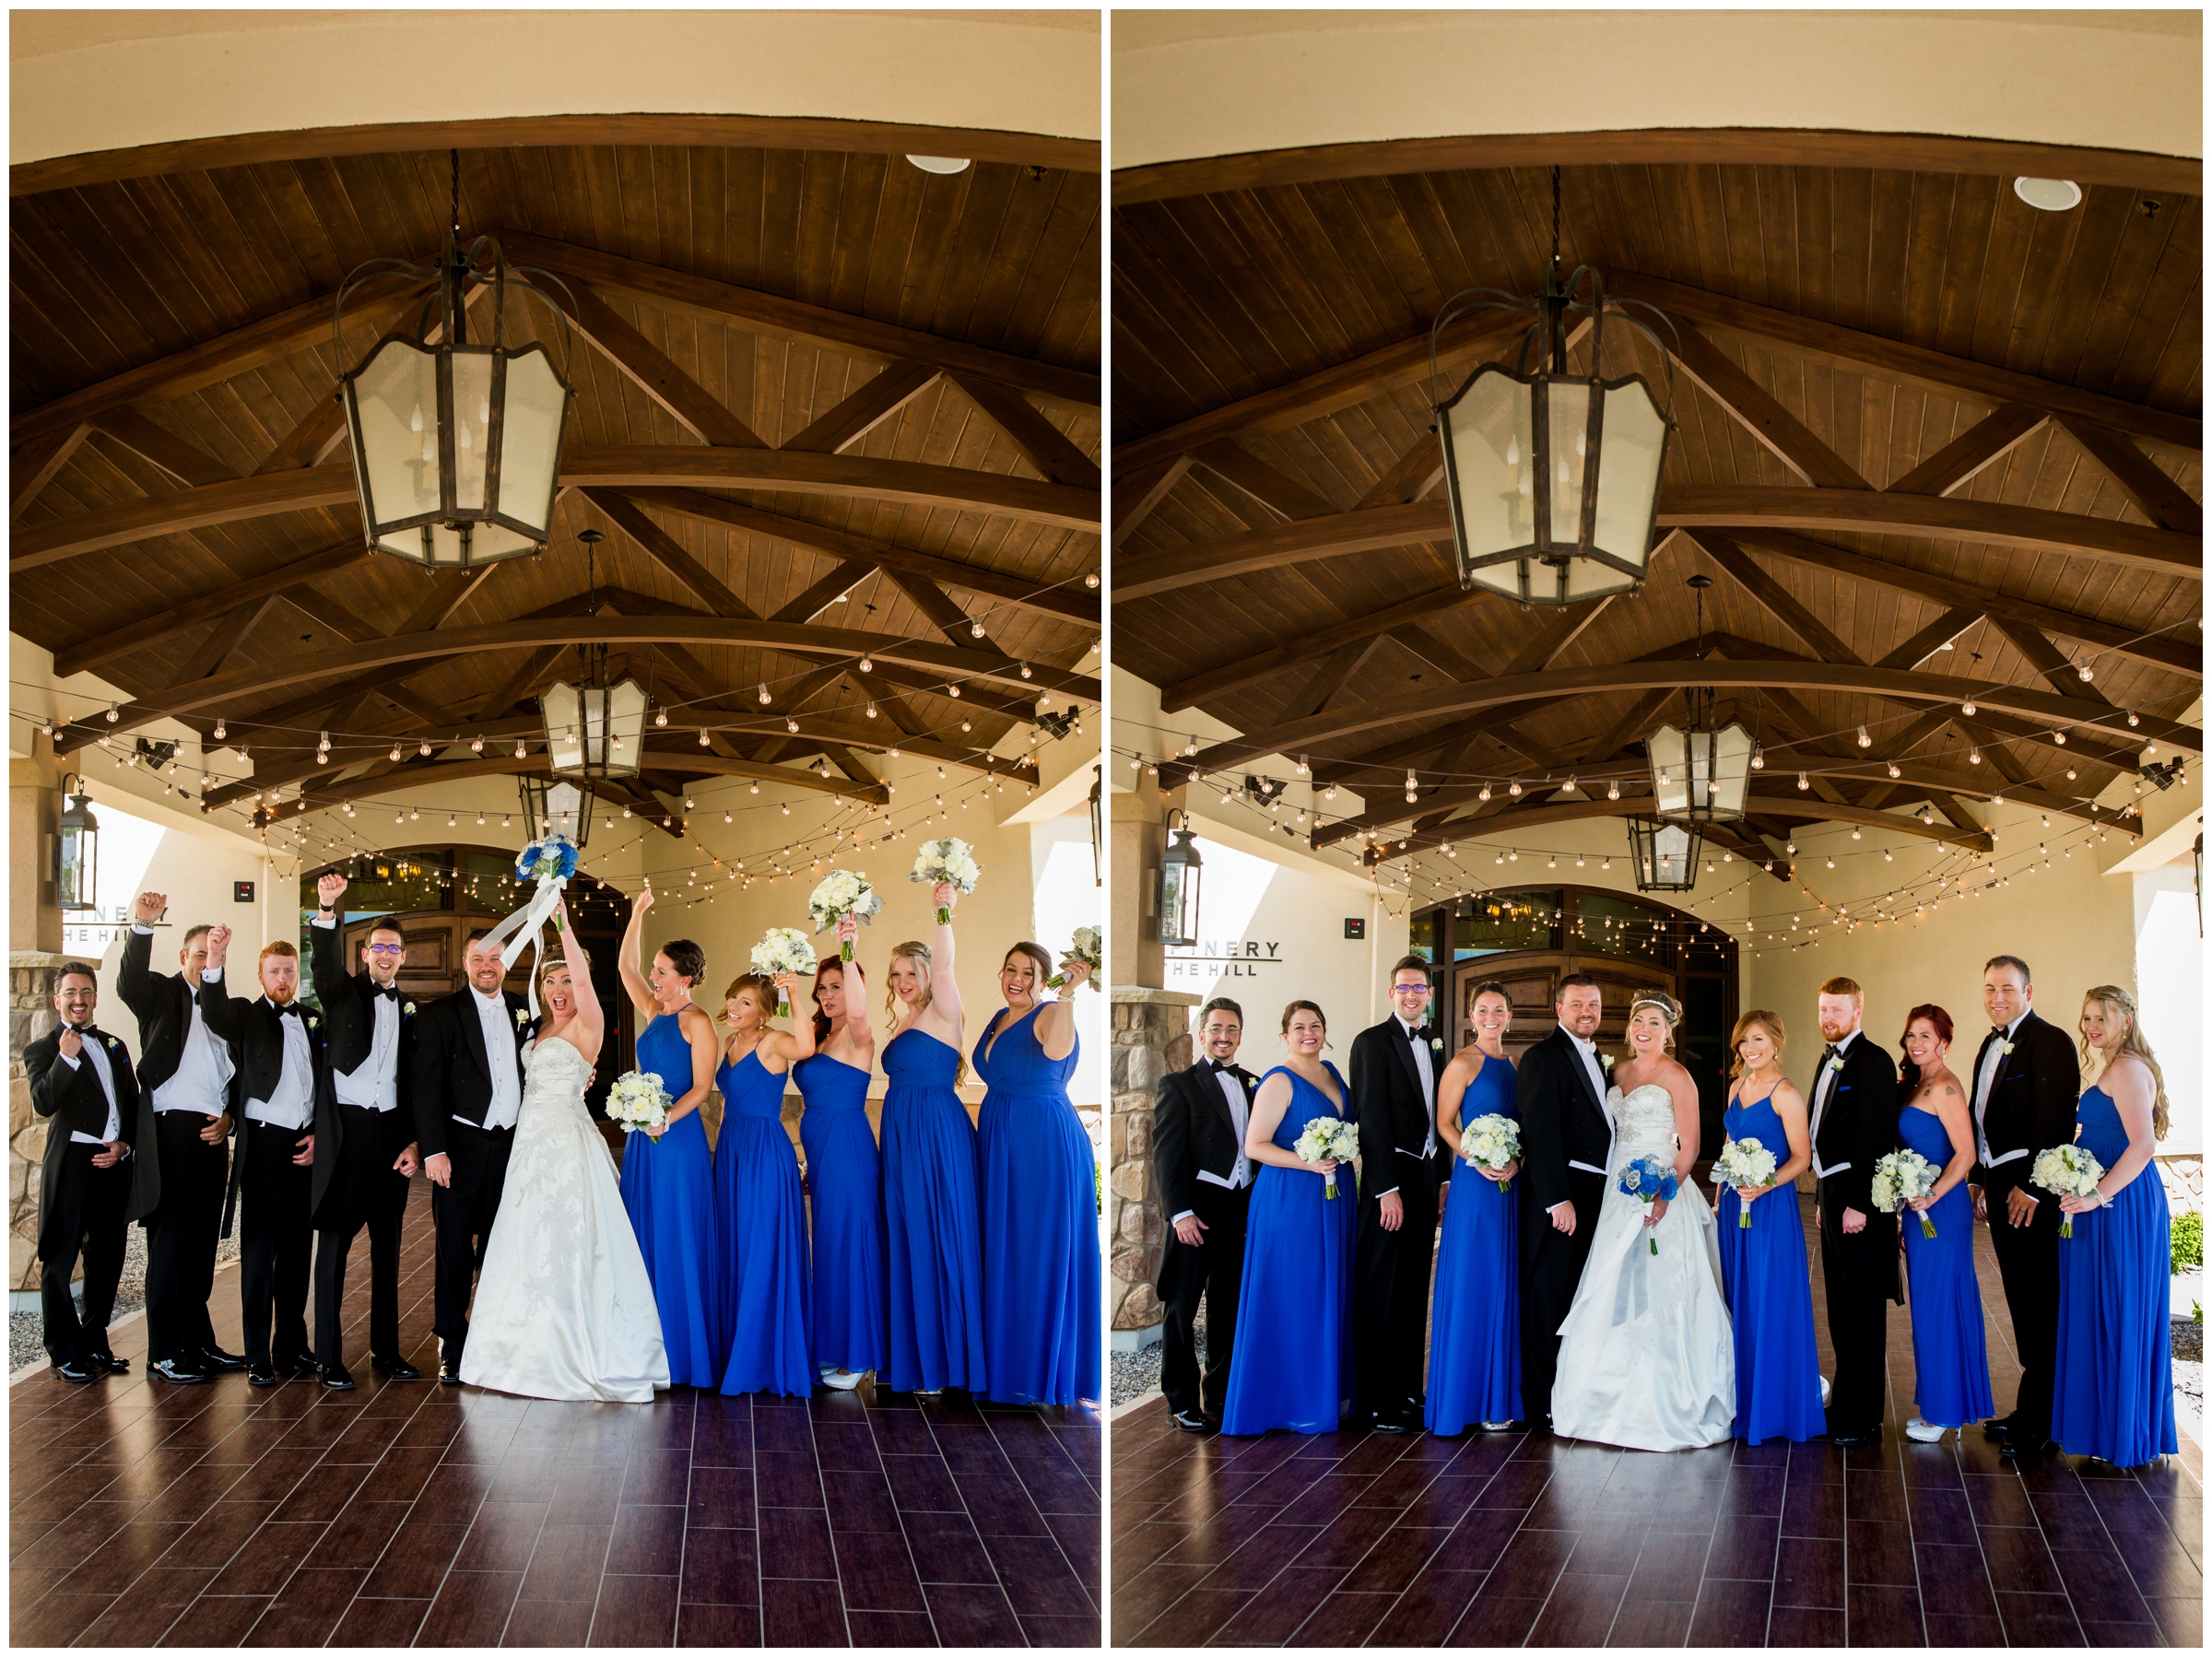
[906, 155, 971, 175]
[2014, 177, 2083, 212]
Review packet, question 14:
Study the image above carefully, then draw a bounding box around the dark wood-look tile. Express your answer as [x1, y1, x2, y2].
[12, 1589, 118, 1646]
[1451, 1594, 1546, 1646]
[758, 1505, 838, 1580]
[1979, 1518, 2064, 1593]
[1208, 1561, 1344, 1644]
[206, 1519, 323, 1595]
[330, 1595, 432, 1646]
[242, 1565, 367, 1646]
[586, 1573, 679, 1646]
[1707, 1513, 1782, 1581]
[416, 1569, 524, 1646]
[158, 1593, 273, 1646]
[674, 1599, 761, 1647]
[679, 1525, 759, 1604]
[302, 1498, 409, 1571]
[518, 1523, 613, 1600]
[1530, 1569, 1630, 1646]
[2144, 1592, 2201, 1646]
[1688, 1575, 1772, 1645]
[454, 1501, 550, 1574]
[1994, 1589, 2086, 1645]
[821, 1467, 901, 1533]
[1845, 1581, 1924, 1646]
[500, 1595, 595, 1647]
[1771, 1534, 1843, 1609]
[883, 1453, 964, 1513]
[1924, 1612, 2006, 1646]
[845, 1607, 938, 1645]
[1764, 1604, 1845, 1646]
[687, 1463, 757, 1527]
[603, 1503, 685, 1576]
[830, 1525, 925, 1613]
[1298, 1588, 1397, 1645]
[759, 1576, 849, 1644]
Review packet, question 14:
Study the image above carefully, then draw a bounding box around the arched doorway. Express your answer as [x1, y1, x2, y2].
[1410, 886, 1739, 1156]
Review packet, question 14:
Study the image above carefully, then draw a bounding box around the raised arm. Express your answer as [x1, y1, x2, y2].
[835, 958, 877, 1068]
[1034, 950, 1088, 1061]
[194, 925, 250, 1042]
[116, 893, 165, 1018]
[924, 882, 963, 1037]
[761, 973, 820, 1069]
[617, 887, 660, 1017]
[556, 900, 605, 1059]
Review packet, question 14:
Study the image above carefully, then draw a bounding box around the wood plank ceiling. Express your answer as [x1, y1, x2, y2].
[1111, 153, 2202, 872]
[13, 135, 1102, 835]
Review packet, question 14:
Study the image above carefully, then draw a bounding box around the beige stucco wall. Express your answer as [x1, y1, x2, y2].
[11, 9, 1100, 165]
[1113, 9, 2201, 171]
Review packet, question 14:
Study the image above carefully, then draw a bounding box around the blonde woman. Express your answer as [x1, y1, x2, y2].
[712, 963, 814, 1397]
[879, 884, 985, 1395]
[2052, 986, 2177, 1467]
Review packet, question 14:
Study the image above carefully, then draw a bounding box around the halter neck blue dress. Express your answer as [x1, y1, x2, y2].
[1426, 1051, 1522, 1434]
[793, 1051, 887, 1376]
[880, 1025, 987, 1393]
[974, 1004, 1100, 1405]
[620, 1011, 719, 1387]
[712, 1047, 812, 1396]
[1714, 1089, 1825, 1443]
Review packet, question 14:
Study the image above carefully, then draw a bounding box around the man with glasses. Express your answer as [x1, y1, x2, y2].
[307, 873, 423, 1386]
[1350, 956, 1445, 1432]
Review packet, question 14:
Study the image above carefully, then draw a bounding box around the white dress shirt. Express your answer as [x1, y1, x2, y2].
[1973, 1014, 2028, 1167]
[145, 946, 235, 1115]
[473, 987, 524, 1130]
[316, 912, 403, 1111]
[244, 1003, 316, 1131]
[1172, 1064, 1252, 1224]
[1809, 1028, 1859, 1178]
[58, 1028, 123, 1145]
[1562, 1024, 1614, 1179]
[1402, 1017, 1438, 1158]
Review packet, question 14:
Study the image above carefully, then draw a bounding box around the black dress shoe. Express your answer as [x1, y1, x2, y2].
[198, 1346, 247, 1373]
[52, 1358, 96, 1382]
[1171, 1408, 1209, 1432]
[1981, 1417, 2014, 1441]
[371, 1357, 422, 1381]
[1999, 1436, 2060, 1463]
[1829, 1427, 1882, 1448]
[151, 1357, 208, 1384]
[87, 1351, 129, 1374]
[276, 1355, 320, 1381]
[247, 1363, 280, 1386]
[1365, 1414, 1410, 1435]
[320, 1365, 357, 1392]
[441, 1358, 464, 1385]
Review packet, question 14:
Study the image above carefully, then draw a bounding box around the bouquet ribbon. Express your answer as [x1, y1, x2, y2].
[477, 864, 569, 1021]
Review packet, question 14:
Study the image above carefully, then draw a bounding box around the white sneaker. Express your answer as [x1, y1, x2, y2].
[1904, 1417, 1946, 1444]
[820, 1368, 865, 1392]
[1818, 1374, 1832, 1407]
[1480, 1421, 1514, 1432]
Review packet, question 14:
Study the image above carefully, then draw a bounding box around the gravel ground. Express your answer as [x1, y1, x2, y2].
[11, 1222, 241, 1373]
[1111, 1318, 1204, 1408]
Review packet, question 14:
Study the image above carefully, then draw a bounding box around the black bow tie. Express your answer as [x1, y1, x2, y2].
[275, 1003, 302, 1018]
[374, 986, 401, 1002]
[1207, 1059, 1236, 1074]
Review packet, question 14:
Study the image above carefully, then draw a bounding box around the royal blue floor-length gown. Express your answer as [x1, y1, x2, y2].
[712, 1049, 813, 1396]
[618, 1013, 719, 1387]
[975, 1005, 1100, 1405]
[1714, 1091, 1826, 1444]
[1220, 1064, 1358, 1437]
[2053, 1085, 2177, 1466]
[794, 1052, 888, 1376]
[1897, 1102, 1994, 1431]
[880, 1027, 988, 1393]
[1426, 1052, 1523, 1435]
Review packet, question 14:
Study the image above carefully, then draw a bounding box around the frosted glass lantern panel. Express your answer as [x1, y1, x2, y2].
[1593, 380, 1667, 566]
[1648, 724, 1690, 816]
[1544, 380, 1593, 546]
[542, 681, 586, 772]
[1708, 723, 1754, 817]
[498, 350, 567, 535]
[1650, 823, 1695, 885]
[349, 338, 441, 527]
[1441, 370, 1534, 562]
[448, 351, 494, 511]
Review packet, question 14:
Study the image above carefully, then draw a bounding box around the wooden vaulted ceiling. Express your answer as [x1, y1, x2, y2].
[1111, 136, 2203, 870]
[12, 124, 1101, 835]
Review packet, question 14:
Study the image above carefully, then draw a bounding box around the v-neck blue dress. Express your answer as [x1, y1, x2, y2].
[879, 1025, 987, 1393]
[621, 1012, 719, 1387]
[712, 1047, 812, 1396]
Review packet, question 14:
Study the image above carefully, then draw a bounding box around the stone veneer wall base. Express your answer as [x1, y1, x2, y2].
[1108, 985, 1199, 1335]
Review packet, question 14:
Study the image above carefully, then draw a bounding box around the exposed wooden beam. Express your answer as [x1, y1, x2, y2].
[1954, 717, 2037, 789]
[10, 464, 358, 570]
[584, 489, 757, 618]
[90, 407, 237, 488]
[885, 569, 998, 652]
[1277, 637, 1388, 724]
[1500, 597, 1617, 676]
[1876, 606, 1983, 671]
[253, 394, 349, 476]
[1357, 435, 1446, 510]
[770, 558, 877, 624]
[1990, 616, 2112, 704]
[1115, 501, 1450, 599]
[2054, 417, 2203, 534]
[474, 646, 568, 723]
[1112, 456, 1192, 545]
[1690, 532, 1863, 664]
[11, 421, 91, 520]
[781, 361, 940, 454]
[174, 594, 280, 686]
[1885, 405, 2046, 496]
[561, 281, 768, 449]
[1669, 323, 1871, 489]
[1159, 584, 1485, 712]
[50, 541, 376, 678]
[499, 231, 1099, 410]
[1188, 440, 1335, 522]
[948, 374, 1101, 488]
[818, 744, 880, 792]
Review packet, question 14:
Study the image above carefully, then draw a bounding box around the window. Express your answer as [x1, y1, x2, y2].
[1450, 890, 1560, 957]
[1574, 889, 1677, 969]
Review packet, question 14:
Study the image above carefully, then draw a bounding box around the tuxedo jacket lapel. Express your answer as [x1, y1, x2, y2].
[1208, 1067, 1244, 1140]
[1391, 1023, 1425, 1102]
[458, 994, 493, 1087]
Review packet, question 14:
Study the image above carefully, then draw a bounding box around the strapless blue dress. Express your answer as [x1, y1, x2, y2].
[1426, 1052, 1521, 1434]
[712, 1049, 812, 1396]
[619, 1012, 718, 1387]
[1897, 1102, 1994, 1430]
[2053, 1086, 2176, 1465]
[879, 1026, 987, 1393]
[1714, 1091, 1826, 1443]
[974, 1005, 1100, 1405]
[794, 1052, 887, 1375]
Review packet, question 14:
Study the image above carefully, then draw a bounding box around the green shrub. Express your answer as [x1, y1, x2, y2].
[2173, 1209, 2204, 1275]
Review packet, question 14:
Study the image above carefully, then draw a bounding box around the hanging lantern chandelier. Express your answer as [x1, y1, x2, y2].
[1430, 167, 1677, 605]
[1625, 817, 1701, 892]
[1645, 575, 1754, 823]
[334, 150, 578, 570]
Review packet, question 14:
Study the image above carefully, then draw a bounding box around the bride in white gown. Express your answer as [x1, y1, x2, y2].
[460, 909, 670, 1403]
[1550, 993, 1735, 1451]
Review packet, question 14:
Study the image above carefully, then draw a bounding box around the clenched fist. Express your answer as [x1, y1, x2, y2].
[134, 892, 167, 923]
[318, 872, 347, 908]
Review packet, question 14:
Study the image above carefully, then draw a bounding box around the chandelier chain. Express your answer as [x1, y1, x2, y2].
[1550, 164, 1562, 280]
[449, 147, 462, 241]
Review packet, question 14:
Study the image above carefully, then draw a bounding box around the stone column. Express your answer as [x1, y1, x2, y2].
[1108, 986, 1197, 1345]
[10, 953, 68, 1296]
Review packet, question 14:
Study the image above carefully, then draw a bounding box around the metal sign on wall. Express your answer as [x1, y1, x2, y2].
[1165, 939, 1285, 980]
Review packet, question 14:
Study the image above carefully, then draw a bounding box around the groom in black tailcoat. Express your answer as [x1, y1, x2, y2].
[1968, 954, 2082, 1463]
[412, 930, 535, 1382]
[1807, 975, 1902, 1446]
[1351, 956, 1445, 1433]
[1517, 973, 1613, 1428]
[1154, 997, 1257, 1431]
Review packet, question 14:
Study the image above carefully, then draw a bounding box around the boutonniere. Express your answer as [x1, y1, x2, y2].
[105, 1037, 120, 1051]
[2000, 1041, 2015, 1056]
[513, 1008, 530, 1028]
[306, 1014, 320, 1030]
[1827, 1055, 1844, 1075]
[1429, 1037, 1442, 1052]
[403, 1002, 417, 1017]
[1600, 1052, 1616, 1070]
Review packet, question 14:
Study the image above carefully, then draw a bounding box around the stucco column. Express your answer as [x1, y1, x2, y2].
[1110, 767, 1171, 993]
[1107, 985, 1198, 1342]
[11, 735, 65, 955]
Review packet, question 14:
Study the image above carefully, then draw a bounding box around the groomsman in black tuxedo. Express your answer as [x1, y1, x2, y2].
[1517, 973, 1613, 1428]
[413, 929, 534, 1382]
[199, 929, 329, 1387]
[309, 872, 423, 1388]
[1351, 956, 1445, 1432]
[117, 893, 241, 1383]
[1155, 996, 1257, 1431]
[1807, 975, 1902, 1446]
[24, 964, 153, 1380]
[1968, 954, 2081, 1463]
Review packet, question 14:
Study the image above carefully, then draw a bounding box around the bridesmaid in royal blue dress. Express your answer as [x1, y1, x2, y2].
[712, 967, 817, 1396]
[795, 921, 887, 1391]
[1427, 982, 1523, 1435]
[614, 889, 721, 1387]
[1894, 1005, 1994, 1443]
[1713, 1011, 1826, 1444]
[1221, 1000, 1358, 1437]
[2053, 986, 2178, 1467]
[879, 885, 987, 1394]
[975, 941, 1100, 1406]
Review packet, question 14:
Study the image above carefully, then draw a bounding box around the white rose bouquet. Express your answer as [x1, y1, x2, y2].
[750, 927, 818, 1017]
[2031, 1143, 2106, 1238]
[1294, 1117, 1360, 1199]
[1460, 1113, 1520, 1193]
[911, 838, 981, 923]
[1870, 1147, 1942, 1238]
[807, 869, 881, 960]
[1713, 1136, 1781, 1227]
[1048, 925, 1102, 991]
[607, 1070, 672, 1143]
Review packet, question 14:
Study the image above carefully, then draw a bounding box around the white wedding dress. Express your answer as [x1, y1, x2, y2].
[1549, 1083, 1735, 1451]
[458, 1037, 670, 1403]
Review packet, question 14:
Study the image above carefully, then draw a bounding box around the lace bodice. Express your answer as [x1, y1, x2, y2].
[521, 1035, 594, 1114]
[1608, 1083, 1681, 1167]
